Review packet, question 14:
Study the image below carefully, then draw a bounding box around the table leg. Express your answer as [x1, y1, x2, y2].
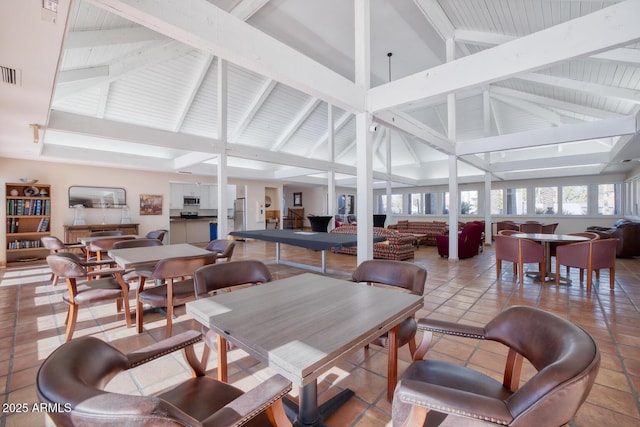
[387, 324, 399, 402]
[217, 334, 227, 382]
[283, 381, 354, 427]
[276, 242, 281, 264]
[320, 250, 326, 274]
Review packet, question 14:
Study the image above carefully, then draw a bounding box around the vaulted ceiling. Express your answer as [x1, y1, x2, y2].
[2, 0, 640, 188]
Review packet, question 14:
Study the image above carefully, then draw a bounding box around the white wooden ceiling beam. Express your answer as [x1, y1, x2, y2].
[57, 66, 109, 83]
[516, 73, 640, 104]
[48, 110, 223, 153]
[490, 152, 608, 173]
[231, 79, 277, 142]
[173, 54, 214, 132]
[398, 134, 421, 167]
[173, 152, 217, 170]
[271, 97, 321, 151]
[412, 0, 470, 57]
[369, 1, 640, 112]
[230, 0, 271, 21]
[88, 0, 365, 113]
[489, 86, 622, 120]
[55, 40, 193, 99]
[457, 114, 638, 155]
[64, 27, 166, 49]
[374, 110, 454, 154]
[490, 93, 565, 126]
[41, 144, 175, 171]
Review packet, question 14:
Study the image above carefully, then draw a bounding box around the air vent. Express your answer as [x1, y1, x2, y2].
[1, 66, 20, 85]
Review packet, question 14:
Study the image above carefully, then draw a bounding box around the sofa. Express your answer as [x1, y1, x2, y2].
[330, 225, 415, 261]
[587, 219, 640, 258]
[387, 220, 448, 246]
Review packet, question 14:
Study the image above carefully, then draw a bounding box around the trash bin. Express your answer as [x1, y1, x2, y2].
[209, 222, 217, 240]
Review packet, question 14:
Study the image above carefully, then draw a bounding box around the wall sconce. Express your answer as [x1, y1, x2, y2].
[29, 124, 40, 144]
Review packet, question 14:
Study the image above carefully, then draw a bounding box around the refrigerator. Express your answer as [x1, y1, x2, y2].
[233, 198, 246, 232]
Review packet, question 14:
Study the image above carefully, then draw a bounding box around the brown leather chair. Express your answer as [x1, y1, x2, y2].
[519, 221, 543, 233]
[136, 253, 217, 337]
[352, 260, 426, 357]
[518, 237, 546, 282]
[41, 236, 85, 285]
[112, 238, 164, 283]
[393, 306, 600, 427]
[541, 222, 558, 233]
[587, 220, 640, 258]
[496, 221, 519, 233]
[205, 239, 236, 262]
[85, 236, 136, 264]
[495, 234, 519, 280]
[193, 260, 272, 373]
[46, 252, 132, 342]
[145, 229, 168, 242]
[556, 238, 618, 292]
[36, 330, 292, 427]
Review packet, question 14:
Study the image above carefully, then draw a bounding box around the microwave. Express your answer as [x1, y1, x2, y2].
[183, 197, 200, 206]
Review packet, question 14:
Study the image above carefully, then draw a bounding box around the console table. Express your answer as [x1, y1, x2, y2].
[64, 223, 139, 243]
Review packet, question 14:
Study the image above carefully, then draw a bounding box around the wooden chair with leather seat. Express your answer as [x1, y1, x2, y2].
[555, 238, 618, 292]
[145, 229, 168, 242]
[205, 239, 236, 262]
[393, 306, 600, 427]
[46, 252, 132, 342]
[36, 330, 292, 427]
[85, 236, 136, 265]
[351, 260, 427, 358]
[495, 234, 519, 280]
[136, 253, 217, 338]
[519, 222, 543, 233]
[40, 236, 86, 285]
[193, 260, 273, 374]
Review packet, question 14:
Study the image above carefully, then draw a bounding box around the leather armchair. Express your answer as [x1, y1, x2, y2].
[46, 252, 131, 341]
[436, 221, 483, 259]
[145, 229, 168, 242]
[36, 330, 292, 427]
[205, 239, 236, 262]
[193, 260, 272, 374]
[556, 238, 618, 292]
[41, 236, 85, 285]
[393, 306, 600, 426]
[352, 260, 427, 357]
[587, 220, 640, 258]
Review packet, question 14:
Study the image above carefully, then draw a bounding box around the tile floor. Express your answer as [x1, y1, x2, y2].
[1, 240, 639, 426]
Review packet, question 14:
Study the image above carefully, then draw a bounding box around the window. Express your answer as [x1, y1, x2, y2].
[491, 189, 503, 215]
[598, 184, 619, 215]
[506, 188, 527, 215]
[561, 185, 587, 215]
[535, 187, 557, 215]
[390, 194, 403, 214]
[410, 193, 422, 215]
[377, 194, 387, 214]
[424, 192, 438, 215]
[460, 190, 478, 215]
[443, 192, 449, 214]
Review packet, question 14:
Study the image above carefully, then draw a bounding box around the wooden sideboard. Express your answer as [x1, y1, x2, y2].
[64, 224, 140, 243]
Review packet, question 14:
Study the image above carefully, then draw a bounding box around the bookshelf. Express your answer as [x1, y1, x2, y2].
[5, 182, 52, 266]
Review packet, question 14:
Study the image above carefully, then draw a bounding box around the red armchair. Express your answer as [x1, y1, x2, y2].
[436, 222, 484, 259]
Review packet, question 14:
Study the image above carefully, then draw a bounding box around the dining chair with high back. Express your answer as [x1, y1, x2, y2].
[205, 239, 236, 262]
[136, 253, 217, 337]
[351, 260, 427, 358]
[46, 252, 132, 342]
[497, 229, 519, 236]
[555, 238, 618, 292]
[394, 306, 600, 427]
[541, 222, 559, 234]
[518, 237, 546, 282]
[145, 229, 168, 242]
[41, 236, 86, 285]
[85, 236, 136, 264]
[495, 234, 519, 280]
[519, 222, 543, 233]
[36, 330, 293, 427]
[193, 260, 273, 373]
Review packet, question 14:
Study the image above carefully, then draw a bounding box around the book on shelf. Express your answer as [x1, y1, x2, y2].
[37, 217, 49, 232]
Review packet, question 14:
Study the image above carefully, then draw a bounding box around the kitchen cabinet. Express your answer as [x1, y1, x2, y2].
[169, 183, 184, 209]
[199, 185, 217, 209]
[170, 219, 210, 244]
[183, 184, 199, 197]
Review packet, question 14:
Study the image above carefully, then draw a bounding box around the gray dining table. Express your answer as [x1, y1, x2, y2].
[108, 243, 211, 269]
[187, 272, 424, 427]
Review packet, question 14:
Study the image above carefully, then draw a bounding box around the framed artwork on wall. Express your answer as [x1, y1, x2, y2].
[293, 192, 302, 207]
[140, 194, 163, 215]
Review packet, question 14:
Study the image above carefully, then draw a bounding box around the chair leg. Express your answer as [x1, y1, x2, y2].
[555, 260, 561, 286]
[408, 336, 417, 357]
[136, 294, 144, 333]
[65, 304, 78, 342]
[165, 280, 174, 338]
[496, 259, 501, 277]
[586, 269, 593, 293]
[400, 405, 429, 427]
[610, 267, 615, 290]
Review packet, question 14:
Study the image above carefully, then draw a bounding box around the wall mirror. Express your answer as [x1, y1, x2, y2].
[69, 186, 127, 208]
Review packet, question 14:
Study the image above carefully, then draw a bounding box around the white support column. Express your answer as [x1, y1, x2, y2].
[483, 89, 492, 246]
[355, 0, 373, 264]
[386, 128, 392, 217]
[216, 58, 228, 238]
[446, 38, 458, 261]
[327, 104, 336, 230]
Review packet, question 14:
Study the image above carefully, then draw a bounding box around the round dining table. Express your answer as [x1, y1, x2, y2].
[512, 233, 590, 283]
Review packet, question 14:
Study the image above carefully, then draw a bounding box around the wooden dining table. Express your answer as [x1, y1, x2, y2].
[107, 243, 211, 269]
[187, 272, 423, 427]
[512, 233, 590, 283]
